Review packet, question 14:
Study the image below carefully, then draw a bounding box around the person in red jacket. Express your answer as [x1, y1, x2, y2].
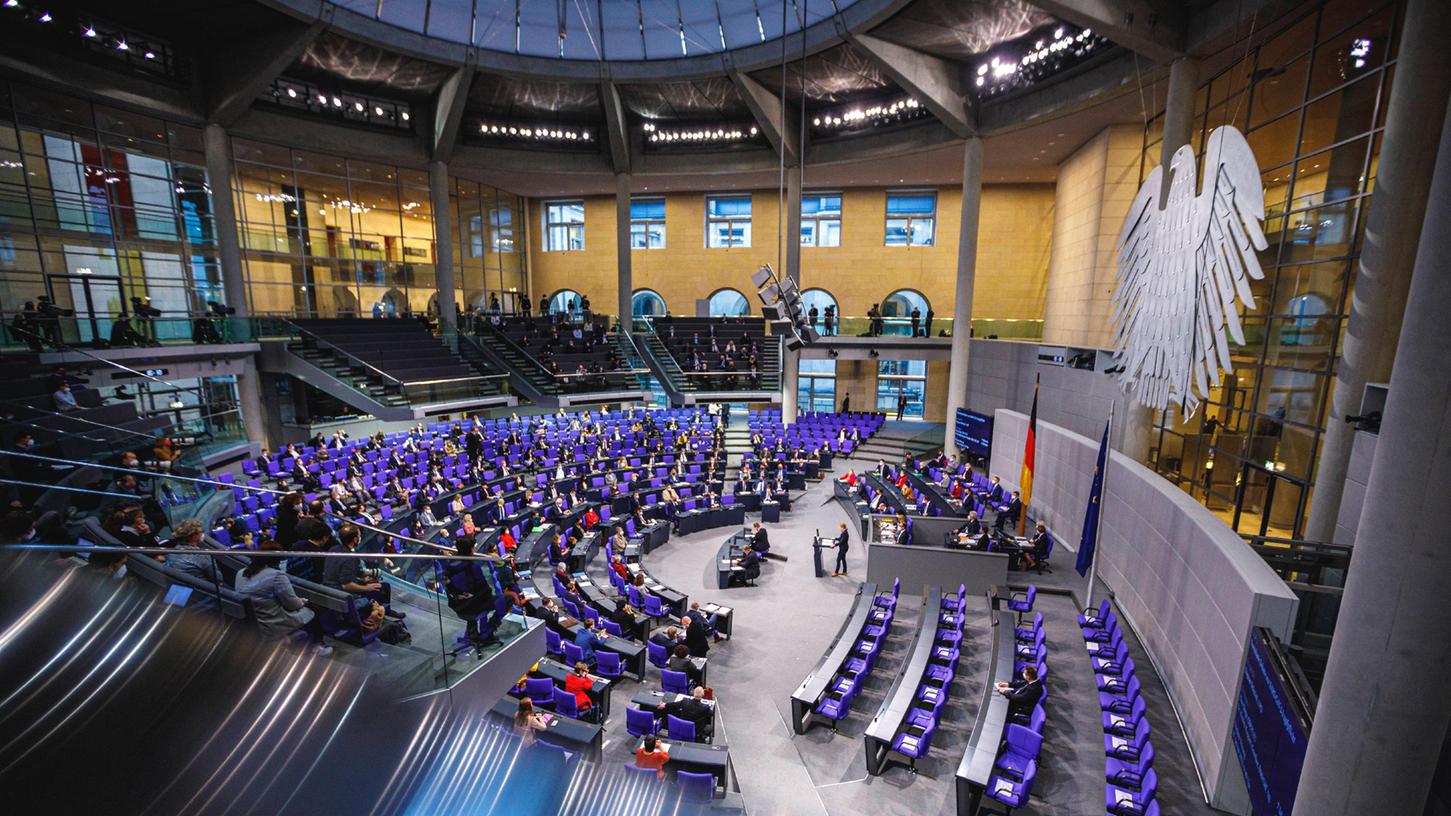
[563, 661, 595, 712]
[583, 506, 600, 528]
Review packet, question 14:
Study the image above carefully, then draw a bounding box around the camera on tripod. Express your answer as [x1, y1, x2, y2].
[1345, 411, 1381, 433]
[131, 296, 162, 318]
[207, 300, 236, 317]
[36, 295, 73, 317]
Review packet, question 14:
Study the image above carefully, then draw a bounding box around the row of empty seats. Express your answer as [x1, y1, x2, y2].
[814, 578, 901, 729]
[985, 585, 1050, 811]
[1083, 599, 1162, 816]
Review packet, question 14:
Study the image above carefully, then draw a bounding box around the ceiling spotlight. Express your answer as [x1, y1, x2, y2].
[353, 101, 364, 112]
[331, 96, 342, 107]
[115, 40, 128, 51]
[401, 111, 409, 121]
[286, 87, 297, 98]
[83, 25, 96, 37]
[39, 12, 51, 22]
[977, 64, 988, 76]
[143, 50, 156, 60]
[373, 105, 384, 115]
[3, 1, 19, 8]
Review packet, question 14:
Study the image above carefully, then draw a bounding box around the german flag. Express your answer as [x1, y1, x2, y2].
[1019, 375, 1039, 535]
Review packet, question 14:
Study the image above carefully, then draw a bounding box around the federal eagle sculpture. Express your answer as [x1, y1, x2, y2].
[1110, 126, 1267, 416]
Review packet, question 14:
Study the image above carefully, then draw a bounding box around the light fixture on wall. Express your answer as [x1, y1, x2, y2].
[477, 121, 592, 143]
[644, 120, 760, 145]
[974, 25, 1108, 97]
[811, 96, 928, 133]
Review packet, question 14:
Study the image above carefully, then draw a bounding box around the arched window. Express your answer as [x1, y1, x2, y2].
[800, 288, 838, 335]
[707, 288, 750, 317]
[548, 289, 582, 314]
[881, 289, 931, 336]
[631, 288, 666, 318]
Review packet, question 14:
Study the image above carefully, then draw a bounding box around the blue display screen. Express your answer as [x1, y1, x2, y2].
[1232, 629, 1311, 816]
[954, 409, 993, 458]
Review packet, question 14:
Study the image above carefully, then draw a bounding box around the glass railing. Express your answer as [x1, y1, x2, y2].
[1, 315, 264, 352]
[2, 540, 536, 700]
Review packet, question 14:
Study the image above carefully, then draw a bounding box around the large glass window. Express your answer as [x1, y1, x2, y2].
[544, 200, 585, 252]
[707, 288, 750, 316]
[877, 359, 926, 418]
[0, 83, 223, 343]
[631, 288, 666, 317]
[798, 358, 837, 412]
[1143, 0, 1395, 540]
[800, 288, 838, 335]
[885, 191, 935, 246]
[882, 289, 931, 336]
[801, 192, 842, 247]
[548, 289, 582, 314]
[630, 196, 666, 249]
[454, 179, 526, 313]
[705, 195, 751, 248]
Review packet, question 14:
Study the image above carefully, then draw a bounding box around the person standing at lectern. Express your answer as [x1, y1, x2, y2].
[831, 522, 850, 577]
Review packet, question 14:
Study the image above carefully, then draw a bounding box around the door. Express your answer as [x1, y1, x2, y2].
[49, 274, 125, 346]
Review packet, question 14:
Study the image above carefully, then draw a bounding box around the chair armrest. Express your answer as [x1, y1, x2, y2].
[1109, 770, 1143, 789]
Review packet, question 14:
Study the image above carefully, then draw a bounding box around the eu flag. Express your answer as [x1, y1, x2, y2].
[1076, 421, 1110, 577]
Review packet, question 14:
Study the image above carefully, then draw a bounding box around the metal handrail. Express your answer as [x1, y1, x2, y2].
[281, 318, 407, 389]
[2, 543, 506, 562]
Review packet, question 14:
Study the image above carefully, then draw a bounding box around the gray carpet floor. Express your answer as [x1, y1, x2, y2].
[580, 462, 1226, 815]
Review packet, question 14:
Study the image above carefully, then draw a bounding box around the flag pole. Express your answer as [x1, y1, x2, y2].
[1084, 401, 1115, 609]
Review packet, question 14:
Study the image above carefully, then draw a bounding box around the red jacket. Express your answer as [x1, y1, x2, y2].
[563, 673, 593, 710]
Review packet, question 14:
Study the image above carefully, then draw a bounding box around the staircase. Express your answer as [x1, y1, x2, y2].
[632, 319, 782, 405]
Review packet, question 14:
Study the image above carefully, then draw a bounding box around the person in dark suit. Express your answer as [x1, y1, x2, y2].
[831, 522, 850, 576]
[1022, 523, 1052, 571]
[995, 490, 1022, 531]
[667, 643, 703, 687]
[749, 522, 770, 556]
[896, 390, 908, 420]
[649, 626, 680, 650]
[893, 513, 911, 546]
[656, 687, 713, 734]
[681, 614, 710, 658]
[732, 545, 761, 584]
[995, 665, 1045, 719]
[986, 475, 1004, 504]
[961, 511, 982, 538]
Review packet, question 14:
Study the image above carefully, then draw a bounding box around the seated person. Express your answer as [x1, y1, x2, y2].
[655, 687, 713, 738]
[1022, 523, 1052, 571]
[995, 665, 1045, 719]
[442, 535, 501, 645]
[610, 601, 639, 635]
[572, 620, 607, 666]
[562, 661, 595, 714]
[649, 626, 681, 649]
[732, 545, 761, 583]
[667, 643, 703, 688]
[548, 532, 572, 565]
[994, 490, 1023, 531]
[689, 601, 724, 642]
[634, 735, 670, 779]
[609, 554, 631, 581]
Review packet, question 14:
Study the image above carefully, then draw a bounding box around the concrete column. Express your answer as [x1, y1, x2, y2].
[1291, 84, 1451, 816]
[615, 173, 632, 332]
[203, 124, 265, 448]
[944, 137, 982, 454]
[780, 164, 802, 419]
[202, 124, 248, 318]
[428, 160, 457, 333]
[1306, 0, 1451, 540]
[236, 358, 267, 448]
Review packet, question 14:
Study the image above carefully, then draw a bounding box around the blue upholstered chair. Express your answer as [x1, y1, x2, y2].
[601, 619, 624, 637]
[1079, 598, 1112, 630]
[562, 640, 586, 666]
[814, 684, 856, 731]
[625, 706, 661, 737]
[1100, 675, 1143, 714]
[666, 714, 697, 742]
[994, 724, 1043, 781]
[662, 669, 690, 695]
[1106, 740, 1156, 788]
[643, 593, 666, 618]
[1105, 768, 1158, 815]
[647, 640, 669, 668]
[985, 759, 1037, 811]
[624, 762, 660, 780]
[890, 722, 935, 773]
[524, 677, 556, 706]
[1102, 696, 1148, 737]
[1007, 585, 1037, 624]
[1015, 612, 1045, 643]
[1104, 717, 1152, 761]
[554, 685, 583, 719]
[677, 770, 715, 803]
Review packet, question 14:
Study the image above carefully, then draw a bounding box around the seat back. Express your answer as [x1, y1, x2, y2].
[676, 770, 714, 803]
[562, 640, 585, 665]
[662, 669, 689, 694]
[553, 686, 581, 718]
[524, 677, 555, 703]
[666, 714, 696, 742]
[647, 641, 668, 667]
[545, 628, 563, 654]
[625, 706, 658, 737]
[596, 650, 622, 677]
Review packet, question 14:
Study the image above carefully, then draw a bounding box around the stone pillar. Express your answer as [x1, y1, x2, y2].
[615, 173, 632, 332]
[202, 124, 248, 318]
[1306, 0, 1451, 540]
[780, 164, 802, 419]
[944, 137, 982, 454]
[203, 124, 264, 448]
[1291, 83, 1451, 816]
[428, 160, 457, 334]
